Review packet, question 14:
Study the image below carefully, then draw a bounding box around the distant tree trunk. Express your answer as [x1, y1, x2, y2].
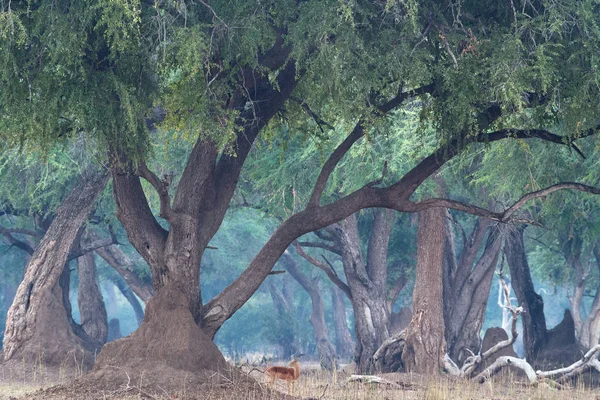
[107, 318, 123, 342]
[331, 286, 353, 361]
[103, 280, 119, 318]
[59, 262, 102, 351]
[578, 243, 600, 348]
[444, 218, 503, 364]
[268, 280, 296, 359]
[95, 243, 153, 303]
[3, 281, 17, 313]
[112, 277, 144, 326]
[2, 170, 108, 368]
[402, 207, 446, 374]
[282, 251, 337, 371]
[505, 224, 547, 361]
[77, 250, 108, 345]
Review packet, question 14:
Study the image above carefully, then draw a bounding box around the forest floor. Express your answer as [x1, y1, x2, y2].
[2, 361, 600, 399]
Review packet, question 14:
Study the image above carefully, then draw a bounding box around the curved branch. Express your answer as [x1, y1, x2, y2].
[297, 240, 342, 256]
[0, 225, 35, 255]
[67, 236, 115, 261]
[308, 123, 365, 208]
[200, 123, 600, 338]
[307, 83, 435, 208]
[136, 162, 173, 221]
[411, 182, 600, 223]
[293, 241, 352, 300]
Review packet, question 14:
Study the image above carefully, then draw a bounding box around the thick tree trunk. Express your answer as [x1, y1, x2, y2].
[77, 251, 109, 345]
[402, 207, 446, 374]
[335, 211, 393, 373]
[283, 252, 337, 370]
[2, 170, 108, 369]
[505, 224, 547, 361]
[331, 286, 354, 361]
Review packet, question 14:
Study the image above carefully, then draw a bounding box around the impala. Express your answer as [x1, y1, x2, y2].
[265, 356, 301, 394]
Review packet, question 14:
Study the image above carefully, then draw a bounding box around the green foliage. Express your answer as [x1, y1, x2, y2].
[0, 142, 99, 217]
[0, 1, 153, 156]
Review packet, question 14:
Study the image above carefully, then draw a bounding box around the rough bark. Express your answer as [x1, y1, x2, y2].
[403, 207, 446, 374]
[331, 286, 354, 361]
[334, 210, 394, 373]
[2, 170, 108, 368]
[77, 251, 109, 345]
[282, 251, 337, 371]
[505, 224, 547, 361]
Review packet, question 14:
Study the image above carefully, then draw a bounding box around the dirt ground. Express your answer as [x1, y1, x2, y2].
[2, 361, 600, 400]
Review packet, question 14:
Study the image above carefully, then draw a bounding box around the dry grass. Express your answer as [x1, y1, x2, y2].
[2, 361, 600, 399]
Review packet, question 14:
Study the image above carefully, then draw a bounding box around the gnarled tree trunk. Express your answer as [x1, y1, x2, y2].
[2, 170, 108, 370]
[282, 251, 337, 371]
[77, 250, 108, 345]
[335, 211, 394, 373]
[505, 224, 547, 361]
[402, 207, 446, 374]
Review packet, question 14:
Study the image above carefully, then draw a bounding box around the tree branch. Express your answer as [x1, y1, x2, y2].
[387, 267, 408, 307]
[0, 225, 35, 255]
[410, 182, 600, 223]
[307, 123, 366, 208]
[290, 96, 335, 133]
[95, 244, 154, 303]
[293, 241, 352, 300]
[200, 120, 600, 338]
[136, 162, 173, 220]
[297, 240, 342, 256]
[68, 236, 115, 261]
[307, 83, 435, 208]
[111, 148, 169, 268]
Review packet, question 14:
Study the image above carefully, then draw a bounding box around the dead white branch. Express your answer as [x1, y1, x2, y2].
[475, 356, 538, 384]
[346, 375, 403, 389]
[537, 344, 600, 379]
[443, 272, 600, 386]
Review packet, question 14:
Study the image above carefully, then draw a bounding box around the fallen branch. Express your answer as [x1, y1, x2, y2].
[475, 356, 537, 384]
[443, 272, 600, 386]
[346, 374, 404, 389]
[537, 344, 600, 379]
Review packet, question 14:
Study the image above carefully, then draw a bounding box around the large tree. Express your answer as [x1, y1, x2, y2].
[3, 0, 600, 391]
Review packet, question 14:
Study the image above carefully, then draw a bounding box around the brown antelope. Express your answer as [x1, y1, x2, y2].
[265, 358, 301, 394]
